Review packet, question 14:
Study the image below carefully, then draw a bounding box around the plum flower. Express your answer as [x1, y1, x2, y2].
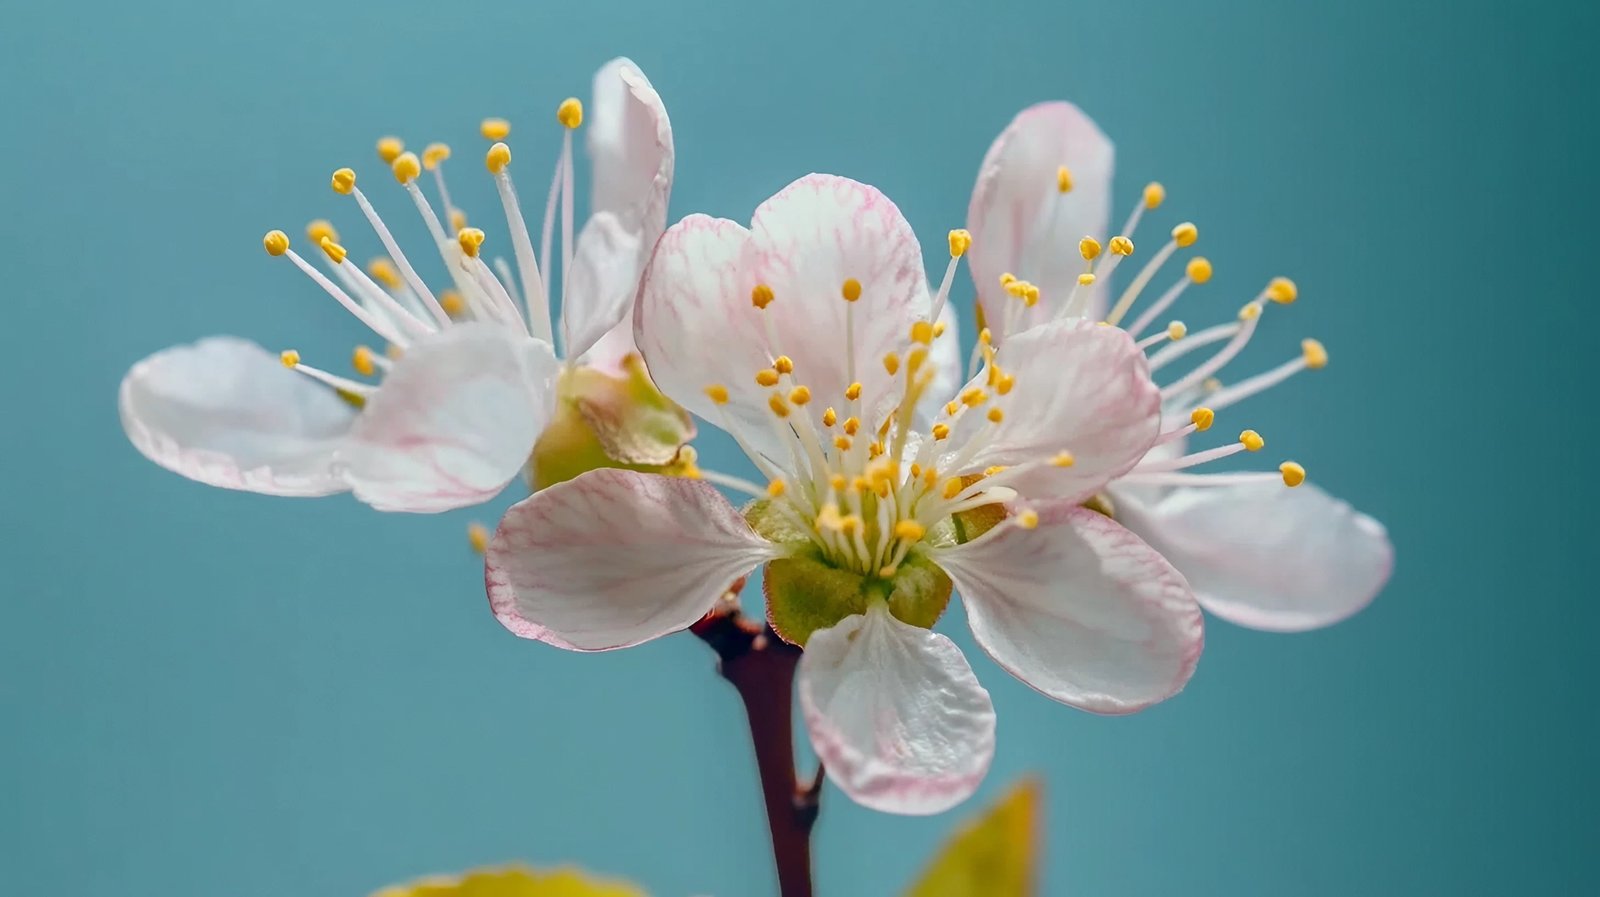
[119, 58, 688, 512]
[485, 173, 1203, 815]
[372, 863, 646, 896]
[965, 101, 1393, 631]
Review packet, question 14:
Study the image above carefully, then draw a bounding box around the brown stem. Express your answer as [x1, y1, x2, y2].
[693, 605, 823, 897]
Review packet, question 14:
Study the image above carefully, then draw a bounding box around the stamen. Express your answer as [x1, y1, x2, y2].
[376, 137, 404, 164]
[467, 522, 490, 555]
[1118, 181, 1165, 238]
[1159, 293, 1272, 397]
[484, 141, 551, 341]
[1105, 222, 1197, 327]
[1126, 256, 1211, 339]
[270, 233, 411, 346]
[480, 118, 511, 140]
[1203, 340, 1327, 412]
[280, 350, 376, 396]
[1280, 461, 1307, 487]
[1135, 320, 1185, 351]
[335, 169, 450, 326]
[1267, 277, 1298, 304]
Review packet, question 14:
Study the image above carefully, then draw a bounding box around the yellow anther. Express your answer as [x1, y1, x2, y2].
[768, 392, 790, 418]
[391, 151, 422, 184]
[1022, 284, 1040, 307]
[822, 407, 838, 427]
[704, 384, 730, 404]
[1016, 508, 1040, 530]
[767, 479, 788, 497]
[894, 520, 927, 541]
[305, 219, 339, 244]
[1184, 256, 1213, 284]
[1171, 222, 1199, 247]
[996, 373, 1016, 395]
[1051, 451, 1076, 468]
[1056, 165, 1073, 193]
[843, 416, 861, 436]
[486, 142, 512, 174]
[933, 320, 947, 338]
[1238, 302, 1262, 321]
[789, 385, 812, 406]
[944, 401, 960, 416]
[440, 290, 465, 316]
[467, 522, 490, 555]
[480, 118, 511, 140]
[1191, 407, 1215, 431]
[1004, 279, 1026, 298]
[318, 236, 347, 264]
[931, 423, 951, 441]
[845, 382, 862, 401]
[868, 441, 885, 458]
[365, 259, 400, 290]
[905, 349, 928, 376]
[1143, 181, 1166, 209]
[841, 278, 862, 302]
[422, 142, 451, 170]
[331, 167, 356, 194]
[978, 327, 993, 345]
[457, 227, 485, 258]
[343, 347, 375, 381]
[910, 463, 923, 478]
[986, 407, 1004, 423]
[982, 465, 1009, 477]
[1109, 235, 1135, 256]
[961, 386, 988, 407]
[755, 369, 781, 387]
[911, 320, 934, 345]
[999, 273, 1016, 288]
[1167, 321, 1188, 341]
[1080, 236, 1102, 261]
[1239, 429, 1265, 452]
[948, 228, 972, 258]
[942, 478, 965, 500]
[774, 355, 794, 374]
[833, 435, 853, 451]
[1078, 273, 1096, 287]
[751, 283, 775, 309]
[557, 98, 584, 129]
[376, 137, 404, 163]
[279, 349, 300, 368]
[449, 209, 467, 233]
[840, 515, 862, 535]
[1268, 276, 1298, 304]
[262, 230, 290, 256]
[1302, 338, 1329, 369]
[882, 352, 900, 375]
[1280, 461, 1307, 487]
[851, 475, 872, 493]
[829, 475, 847, 492]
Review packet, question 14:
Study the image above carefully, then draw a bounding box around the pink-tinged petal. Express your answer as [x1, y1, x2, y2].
[486, 468, 777, 651]
[951, 318, 1161, 503]
[119, 336, 355, 496]
[798, 603, 996, 815]
[936, 503, 1203, 715]
[564, 211, 644, 364]
[744, 174, 931, 429]
[967, 102, 1114, 334]
[339, 324, 559, 513]
[1114, 480, 1393, 632]
[633, 214, 789, 456]
[589, 57, 674, 246]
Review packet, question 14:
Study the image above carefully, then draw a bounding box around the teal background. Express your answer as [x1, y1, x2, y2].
[2, 0, 1593, 894]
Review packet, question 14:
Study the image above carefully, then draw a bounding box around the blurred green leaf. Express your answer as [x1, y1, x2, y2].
[903, 777, 1042, 897]
[371, 864, 648, 897]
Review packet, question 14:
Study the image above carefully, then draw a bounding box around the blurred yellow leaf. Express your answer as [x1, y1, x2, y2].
[903, 777, 1043, 897]
[372, 864, 648, 897]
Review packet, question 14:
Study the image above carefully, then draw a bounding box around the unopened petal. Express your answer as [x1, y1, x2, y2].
[486, 468, 777, 651]
[1115, 480, 1393, 632]
[339, 324, 559, 512]
[937, 503, 1203, 715]
[563, 211, 644, 363]
[119, 336, 355, 497]
[798, 603, 996, 815]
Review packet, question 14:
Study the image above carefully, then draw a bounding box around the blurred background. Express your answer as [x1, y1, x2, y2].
[2, 0, 1594, 894]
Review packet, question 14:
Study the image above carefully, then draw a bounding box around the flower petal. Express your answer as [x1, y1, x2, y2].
[744, 174, 931, 429]
[588, 57, 673, 244]
[950, 317, 1161, 503]
[967, 102, 1114, 334]
[633, 214, 785, 454]
[486, 468, 777, 651]
[563, 211, 644, 363]
[798, 603, 996, 815]
[1114, 480, 1393, 632]
[339, 323, 559, 512]
[936, 503, 1203, 715]
[119, 336, 356, 496]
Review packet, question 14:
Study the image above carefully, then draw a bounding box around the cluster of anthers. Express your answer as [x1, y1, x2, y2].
[984, 167, 1327, 498]
[257, 100, 589, 399]
[688, 230, 1079, 580]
